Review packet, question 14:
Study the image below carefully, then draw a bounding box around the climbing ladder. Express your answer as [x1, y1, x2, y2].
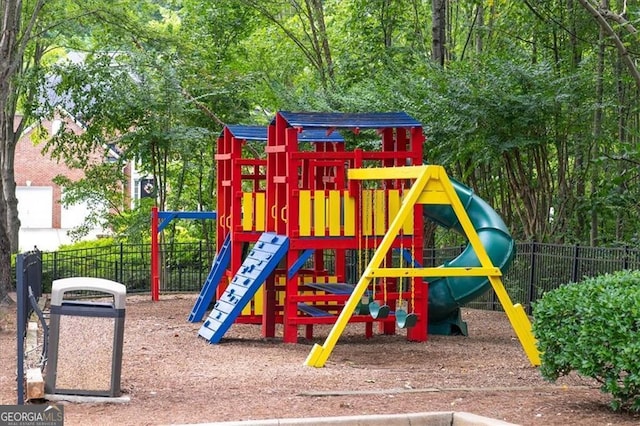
[188, 233, 232, 323]
[199, 232, 289, 343]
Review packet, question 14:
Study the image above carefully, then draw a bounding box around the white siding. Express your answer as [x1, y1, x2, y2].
[61, 193, 91, 229]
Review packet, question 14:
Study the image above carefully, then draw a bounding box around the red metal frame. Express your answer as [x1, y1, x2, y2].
[151, 207, 159, 301]
[214, 113, 427, 343]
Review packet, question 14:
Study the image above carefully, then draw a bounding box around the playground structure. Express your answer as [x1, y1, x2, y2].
[190, 112, 428, 344]
[178, 111, 539, 367]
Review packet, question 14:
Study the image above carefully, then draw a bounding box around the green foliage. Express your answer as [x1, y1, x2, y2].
[57, 236, 120, 252]
[22, 0, 640, 247]
[532, 270, 640, 412]
[53, 162, 130, 241]
[47, 232, 212, 293]
[109, 198, 156, 243]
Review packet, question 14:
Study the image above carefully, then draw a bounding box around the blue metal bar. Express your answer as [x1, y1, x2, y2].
[157, 211, 217, 232]
[400, 248, 422, 267]
[287, 249, 315, 279]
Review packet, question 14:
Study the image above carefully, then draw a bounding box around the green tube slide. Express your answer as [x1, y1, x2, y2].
[423, 178, 515, 335]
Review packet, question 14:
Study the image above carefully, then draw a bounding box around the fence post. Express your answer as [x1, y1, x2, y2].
[16, 254, 25, 405]
[53, 251, 58, 280]
[527, 241, 537, 315]
[199, 241, 203, 286]
[624, 245, 629, 270]
[489, 288, 497, 311]
[120, 243, 124, 283]
[572, 245, 580, 282]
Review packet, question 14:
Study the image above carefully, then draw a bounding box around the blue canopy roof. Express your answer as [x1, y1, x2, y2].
[299, 129, 344, 142]
[277, 111, 422, 129]
[225, 125, 267, 141]
[224, 125, 344, 142]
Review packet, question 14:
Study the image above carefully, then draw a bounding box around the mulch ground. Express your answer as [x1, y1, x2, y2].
[1, 293, 639, 426]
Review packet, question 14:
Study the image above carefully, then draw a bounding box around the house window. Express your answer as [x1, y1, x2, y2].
[17, 186, 53, 228]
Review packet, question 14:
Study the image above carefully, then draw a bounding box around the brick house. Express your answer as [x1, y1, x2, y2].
[15, 112, 139, 251]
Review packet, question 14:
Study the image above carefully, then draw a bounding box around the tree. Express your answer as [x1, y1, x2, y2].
[431, 0, 446, 66]
[240, 0, 335, 90]
[45, 51, 214, 218]
[577, 0, 640, 89]
[53, 162, 130, 241]
[0, 0, 46, 303]
[1, 0, 193, 301]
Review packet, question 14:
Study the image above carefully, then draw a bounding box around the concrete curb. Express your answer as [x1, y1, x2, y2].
[45, 393, 131, 404]
[174, 411, 519, 426]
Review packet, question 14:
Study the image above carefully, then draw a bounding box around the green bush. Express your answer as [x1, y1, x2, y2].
[532, 270, 640, 411]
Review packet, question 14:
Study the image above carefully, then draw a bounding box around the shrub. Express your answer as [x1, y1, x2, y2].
[532, 270, 640, 411]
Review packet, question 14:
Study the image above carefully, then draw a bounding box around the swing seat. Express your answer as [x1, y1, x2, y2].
[354, 301, 370, 315]
[354, 293, 372, 315]
[369, 301, 390, 319]
[395, 309, 417, 328]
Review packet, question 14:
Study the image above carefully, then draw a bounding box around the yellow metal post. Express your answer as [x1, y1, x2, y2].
[304, 165, 541, 368]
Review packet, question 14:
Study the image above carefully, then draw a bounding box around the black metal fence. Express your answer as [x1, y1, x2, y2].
[25, 241, 640, 312]
[36, 241, 214, 294]
[467, 242, 640, 313]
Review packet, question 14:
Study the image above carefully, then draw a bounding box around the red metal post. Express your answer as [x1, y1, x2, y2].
[151, 206, 160, 301]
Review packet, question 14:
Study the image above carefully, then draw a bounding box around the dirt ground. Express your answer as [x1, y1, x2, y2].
[2, 293, 639, 426]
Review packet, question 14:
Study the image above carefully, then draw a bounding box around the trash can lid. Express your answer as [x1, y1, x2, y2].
[51, 277, 127, 309]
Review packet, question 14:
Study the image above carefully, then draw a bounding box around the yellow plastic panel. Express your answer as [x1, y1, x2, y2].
[388, 189, 400, 229]
[374, 190, 386, 236]
[402, 188, 414, 234]
[362, 190, 373, 236]
[313, 190, 326, 237]
[328, 190, 341, 236]
[343, 193, 355, 236]
[299, 190, 312, 236]
[241, 193, 253, 231]
[255, 193, 266, 231]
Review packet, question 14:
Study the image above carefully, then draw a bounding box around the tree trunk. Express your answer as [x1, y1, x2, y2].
[304, 0, 333, 86]
[578, 0, 640, 90]
[0, 0, 45, 302]
[2, 94, 20, 252]
[590, 0, 606, 246]
[242, 0, 334, 89]
[0, 0, 22, 302]
[0, 109, 11, 302]
[431, 0, 446, 66]
[502, 146, 553, 242]
[475, 2, 484, 55]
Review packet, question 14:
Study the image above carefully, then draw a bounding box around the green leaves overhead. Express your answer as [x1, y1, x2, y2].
[25, 0, 640, 245]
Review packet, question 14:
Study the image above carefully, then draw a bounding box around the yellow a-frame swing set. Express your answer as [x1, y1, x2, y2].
[304, 165, 541, 368]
